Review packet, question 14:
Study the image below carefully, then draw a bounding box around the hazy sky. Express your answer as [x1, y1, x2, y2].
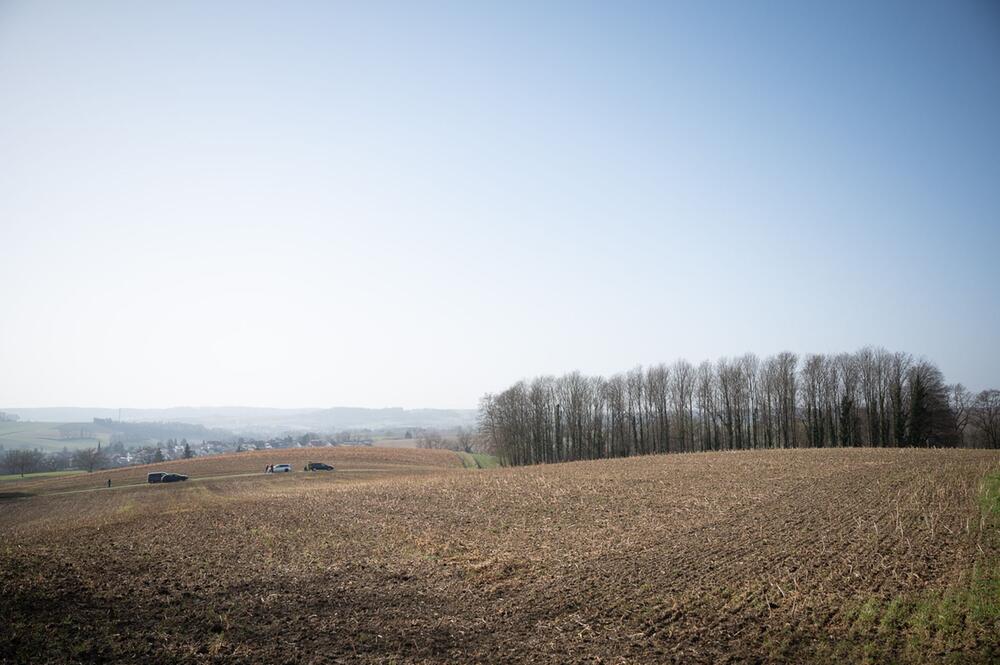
[1, 1, 998, 409]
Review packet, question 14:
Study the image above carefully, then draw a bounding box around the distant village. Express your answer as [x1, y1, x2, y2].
[106, 431, 382, 467]
[0, 420, 452, 477]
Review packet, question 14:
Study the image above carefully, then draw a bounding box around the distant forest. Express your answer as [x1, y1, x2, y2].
[480, 348, 1000, 466]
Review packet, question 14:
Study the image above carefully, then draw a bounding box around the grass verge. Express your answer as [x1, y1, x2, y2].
[456, 452, 500, 469]
[0, 470, 87, 482]
[834, 470, 1000, 664]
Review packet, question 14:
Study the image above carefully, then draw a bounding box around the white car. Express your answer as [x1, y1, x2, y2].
[271, 464, 292, 473]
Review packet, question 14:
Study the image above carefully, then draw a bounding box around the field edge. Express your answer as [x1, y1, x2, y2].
[824, 469, 1000, 664]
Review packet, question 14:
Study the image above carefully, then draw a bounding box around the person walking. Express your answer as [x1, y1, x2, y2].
[107, 479, 112, 488]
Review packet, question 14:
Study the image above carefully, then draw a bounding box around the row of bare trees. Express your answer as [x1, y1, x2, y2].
[1, 447, 106, 477]
[416, 427, 478, 453]
[479, 348, 1000, 466]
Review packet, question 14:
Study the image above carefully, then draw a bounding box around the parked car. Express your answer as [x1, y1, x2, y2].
[161, 473, 189, 483]
[271, 464, 292, 473]
[147, 472, 166, 484]
[305, 462, 335, 471]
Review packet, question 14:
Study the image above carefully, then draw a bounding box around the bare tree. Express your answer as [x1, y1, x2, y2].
[455, 427, 474, 453]
[906, 360, 957, 447]
[418, 430, 445, 450]
[775, 352, 798, 448]
[695, 361, 718, 451]
[842, 354, 862, 445]
[625, 367, 646, 455]
[972, 390, 1000, 449]
[645, 364, 670, 454]
[759, 356, 779, 448]
[481, 348, 994, 465]
[3, 449, 44, 477]
[671, 360, 696, 452]
[887, 352, 912, 446]
[73, 447, 106, 472]
[858, 347, 884, 446]
[802, 354, 825, 448]
[738, 354, 761, 449]
[948, 384, 973, 446]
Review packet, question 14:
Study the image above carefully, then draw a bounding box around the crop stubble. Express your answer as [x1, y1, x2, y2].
[1, 447, 998, 663]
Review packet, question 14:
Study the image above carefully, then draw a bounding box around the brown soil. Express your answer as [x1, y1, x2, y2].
[1, 448, 998, 663]
[3, 446, 462, 495]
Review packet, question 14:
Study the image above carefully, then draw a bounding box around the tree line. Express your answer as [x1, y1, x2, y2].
[479, 348, 1000, 466]
[416, 427, 479, 453]
[0, 440, 197, 478]
[2, 447, 106, 477]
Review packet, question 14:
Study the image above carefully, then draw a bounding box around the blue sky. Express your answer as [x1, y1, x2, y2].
[1, 1, 998, 408]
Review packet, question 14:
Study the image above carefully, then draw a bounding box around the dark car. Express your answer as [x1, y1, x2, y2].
[147, 472, 166, 483]
[160, 473, 189, 483]
[305, 462, 335, 471]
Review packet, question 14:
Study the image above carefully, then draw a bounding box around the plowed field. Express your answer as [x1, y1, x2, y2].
[2, 446, 463, 495]
[2, 448, 999, 663]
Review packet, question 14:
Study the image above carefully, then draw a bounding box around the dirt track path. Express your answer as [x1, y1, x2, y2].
[10, 468, 404, 498]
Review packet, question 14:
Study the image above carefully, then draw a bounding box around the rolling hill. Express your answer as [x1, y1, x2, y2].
[2, 447, 999, 663]
[1, 406, 478, 433]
